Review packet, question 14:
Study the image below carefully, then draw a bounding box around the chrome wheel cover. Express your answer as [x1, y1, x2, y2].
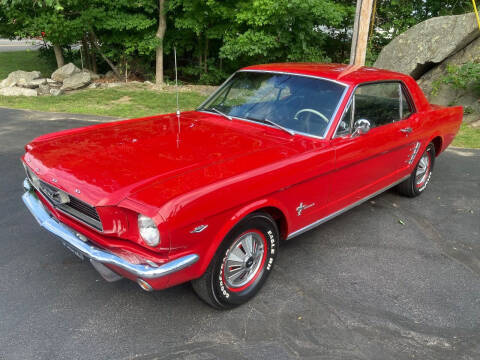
[415, 152, 430, 186]
[223, 231, 265, 289]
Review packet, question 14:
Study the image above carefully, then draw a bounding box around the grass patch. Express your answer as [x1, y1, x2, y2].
[0, 87, 208, 118]
[0, 50, 56, 79]
[452, 123, 480, 149]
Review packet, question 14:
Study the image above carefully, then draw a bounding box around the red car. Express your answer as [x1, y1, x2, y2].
[22, 63, 462, 308]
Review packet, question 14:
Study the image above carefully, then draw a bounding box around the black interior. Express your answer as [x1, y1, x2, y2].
[354, 94, 400, 128]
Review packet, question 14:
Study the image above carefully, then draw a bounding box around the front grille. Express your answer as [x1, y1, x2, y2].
[39, 180, 103, 231]
[24, 165, 103, 231]
[68, 196, 101, 222]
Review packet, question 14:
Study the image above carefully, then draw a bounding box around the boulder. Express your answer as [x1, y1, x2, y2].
[23, 78, 48, 89]
[61, 72, 91, 91]
[38, 84, 51, 95]
[50, 88, 64, 96]
[0, 86, 37, 96]
[104, 70, 115, 79]
[51, 63, 81, 82]
[0, 70, 41, 88]
[374, 13, 480, 78]
[48, 81, 62, 88]
[417, 37, 480, 123]
[104, 82, 122, 88]
[88, 83, 100, 89]
[82, 69, 100, 80]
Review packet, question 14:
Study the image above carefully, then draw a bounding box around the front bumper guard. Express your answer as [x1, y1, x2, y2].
[22, 179, 199, 280]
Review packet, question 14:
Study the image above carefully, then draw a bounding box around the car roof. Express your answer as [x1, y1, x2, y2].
[240, 63, 412, 86]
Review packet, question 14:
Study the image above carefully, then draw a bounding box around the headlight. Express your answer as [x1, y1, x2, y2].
[25, 165, 40, 189]
[138, 214, 160, 247]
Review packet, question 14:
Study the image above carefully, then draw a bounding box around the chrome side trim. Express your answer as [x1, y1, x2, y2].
[286, 175, 410, 240]
[22, 182, 199, 280]
[408, 141, 421, 164]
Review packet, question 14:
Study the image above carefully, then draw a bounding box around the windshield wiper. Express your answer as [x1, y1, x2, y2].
[262, 118, 295, 136]
[209, 107, 232, 121]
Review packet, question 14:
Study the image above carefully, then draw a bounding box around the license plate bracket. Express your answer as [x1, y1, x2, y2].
[62, 241, 84, 260]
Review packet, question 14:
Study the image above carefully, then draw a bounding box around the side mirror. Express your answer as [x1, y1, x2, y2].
[352, 119, 371, 137]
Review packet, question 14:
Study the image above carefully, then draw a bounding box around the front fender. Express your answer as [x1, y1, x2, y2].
[199, 197, 290, 274]
[165, 196, 290, 287]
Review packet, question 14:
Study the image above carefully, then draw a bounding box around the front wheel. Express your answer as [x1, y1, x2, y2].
[397, 143, 435, 197]
[191, 212, 278, 309]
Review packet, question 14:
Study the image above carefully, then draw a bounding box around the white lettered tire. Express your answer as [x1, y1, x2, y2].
[191, 212, 278, 309]
[397, 143, 435, 197]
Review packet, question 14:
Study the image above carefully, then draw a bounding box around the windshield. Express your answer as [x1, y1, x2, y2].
[199, 71, 346, 137]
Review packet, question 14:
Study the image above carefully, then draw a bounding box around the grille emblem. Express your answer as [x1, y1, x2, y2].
[42, 185, 70, 205]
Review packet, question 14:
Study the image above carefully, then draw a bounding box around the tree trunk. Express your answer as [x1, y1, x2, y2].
[203, 36, 208, 73]
[81, 36, 90, 70]
[156, 0, 167, 85]
[89, 29, 121, 79]
[88, 33, 98, 74]
[53, 45, 64, 68]
[198, 35, 203, 67]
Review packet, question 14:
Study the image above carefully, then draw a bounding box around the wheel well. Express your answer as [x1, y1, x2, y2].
[431, 136, 442, 156]
[256, 206, 288, 240]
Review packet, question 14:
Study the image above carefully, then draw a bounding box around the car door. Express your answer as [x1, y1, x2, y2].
[328, 81, 418, 211]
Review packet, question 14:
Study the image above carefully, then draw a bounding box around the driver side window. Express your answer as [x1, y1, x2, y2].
[335, 81, 415, 137]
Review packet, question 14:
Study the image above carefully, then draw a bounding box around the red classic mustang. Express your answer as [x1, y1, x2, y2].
[22, 63, 462, 308]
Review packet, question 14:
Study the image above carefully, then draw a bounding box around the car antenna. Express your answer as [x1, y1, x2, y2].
[174, 46, 181, 147]
[174, 46, 180, 117]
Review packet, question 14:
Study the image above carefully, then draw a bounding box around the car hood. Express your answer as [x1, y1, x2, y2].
[24, 111, 294, 206]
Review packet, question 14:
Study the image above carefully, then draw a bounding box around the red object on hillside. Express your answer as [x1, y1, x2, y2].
[21, 63, 463, 308]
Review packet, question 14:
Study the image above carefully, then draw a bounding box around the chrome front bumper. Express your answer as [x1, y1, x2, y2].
[22, 178, 198, 281]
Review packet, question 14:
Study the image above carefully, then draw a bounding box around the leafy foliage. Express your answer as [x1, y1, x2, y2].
[0, 0, 475, 84]
[432, 62, 480, 96]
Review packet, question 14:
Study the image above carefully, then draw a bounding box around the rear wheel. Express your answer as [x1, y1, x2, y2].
[397, 143, 435, 197]
[192, 212, 278, 309]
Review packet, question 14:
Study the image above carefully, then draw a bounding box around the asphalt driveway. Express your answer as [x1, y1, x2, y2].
[0, 108, 479, 360]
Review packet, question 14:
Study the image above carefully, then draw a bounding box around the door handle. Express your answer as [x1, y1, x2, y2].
[400, 127, 413, 134]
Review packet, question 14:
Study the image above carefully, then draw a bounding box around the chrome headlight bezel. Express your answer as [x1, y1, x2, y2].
[24, 162, 41, 190]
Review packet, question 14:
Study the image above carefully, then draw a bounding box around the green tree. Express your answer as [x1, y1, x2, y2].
[220, 0, 350, 64]
[1, 0, 84, 67]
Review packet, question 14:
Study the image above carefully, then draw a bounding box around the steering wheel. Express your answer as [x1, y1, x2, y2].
[293, 108, 329, 123]
[293, 108, 329, 134]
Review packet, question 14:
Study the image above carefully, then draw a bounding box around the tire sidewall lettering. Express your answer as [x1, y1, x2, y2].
[214, 216, 278, 304]
[416, 148, 433, 193]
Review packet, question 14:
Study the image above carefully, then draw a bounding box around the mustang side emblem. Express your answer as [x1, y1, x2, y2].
[296, 202, 315, 216]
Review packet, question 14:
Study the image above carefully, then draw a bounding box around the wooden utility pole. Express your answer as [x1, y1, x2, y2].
[350, 0, 374, 66]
